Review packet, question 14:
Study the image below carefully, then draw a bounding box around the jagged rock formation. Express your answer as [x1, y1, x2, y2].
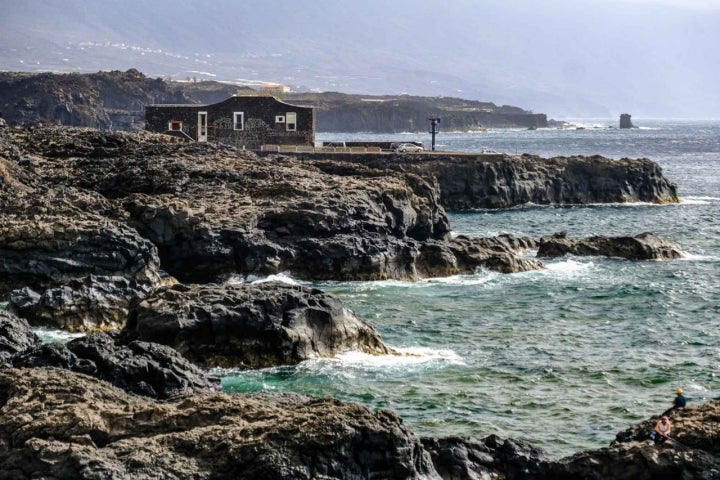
[0, 310, 218, 399]
[537, 232, 684, 260]
[376, 153, 678, 208]
[0, 311, 41, 367]
[0, 368, 440, 480]
[287, 152, 680, 208]
[1, 127, 541, 289]
[1, 368, 718, 480]
[421, 435, 549, 479]
[122, 282, 392, 368]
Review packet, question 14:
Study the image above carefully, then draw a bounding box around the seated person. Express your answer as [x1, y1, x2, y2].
[650, 416, 672, 444]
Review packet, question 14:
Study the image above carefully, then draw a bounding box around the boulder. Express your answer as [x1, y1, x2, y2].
[0, 211, 161, 295]
[8, 275, 156, 332]
[537, 232, 684, 260]
[0, 311, 41, 367]
[123, 282, 392, 368]
[0, 368, 440, 479]
[12, 332, 219, 399]
[422, 435, 550, 479]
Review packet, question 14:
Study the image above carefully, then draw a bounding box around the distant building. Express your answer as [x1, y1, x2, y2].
[258, 83, 291, 95]
[619, 113, 635, 129]
[145, 96, 315, 149]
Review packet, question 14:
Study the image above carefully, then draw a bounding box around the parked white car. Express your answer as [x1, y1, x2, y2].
[395, 143, 424, 153]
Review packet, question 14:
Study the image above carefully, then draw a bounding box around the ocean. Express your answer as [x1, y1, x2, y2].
[8, 119, 720, 459]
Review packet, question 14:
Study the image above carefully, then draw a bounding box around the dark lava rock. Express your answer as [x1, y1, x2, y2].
[0, 368, 440, 479]
[123, 281, 391, 368]
[396, 153, 679, 209]
[8, 275, 157, 332]
[537, 231, 684, 260]
[2, 127, 545, 284]
[0, 311, 41, 367]
[12, 332, 218, 399]
[422, 434, 550, 479]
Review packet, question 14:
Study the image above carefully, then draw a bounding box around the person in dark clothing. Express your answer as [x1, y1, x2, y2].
[674, 388, 687, 408]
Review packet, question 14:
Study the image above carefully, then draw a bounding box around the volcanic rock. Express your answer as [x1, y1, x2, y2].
[0, 368, 440, 479]
[2, 127, 543, 284]
[422, 435, 550, 479]
[400, 153, 679, 208]
[301, 152, 680, 208]
[123, 281, 391, 369]
[537, 232, 684, 260]
[8, 275, 156, 332]
[0, 311, 41, 367]
[12, 333, 219, 399]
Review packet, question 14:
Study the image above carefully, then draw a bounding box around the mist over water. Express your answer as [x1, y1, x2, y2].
[224, 120, 720, 458]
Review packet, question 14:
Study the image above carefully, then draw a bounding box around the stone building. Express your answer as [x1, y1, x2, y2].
[145, 96, 315, 149]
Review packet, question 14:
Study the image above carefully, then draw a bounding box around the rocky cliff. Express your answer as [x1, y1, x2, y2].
[0, 125, 701, 478]
[285, 151, 680, 208]
[0, 70, 548, 132]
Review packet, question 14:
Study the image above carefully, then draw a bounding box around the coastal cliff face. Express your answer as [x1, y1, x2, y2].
[290, 152, 680, 208]
[0, 70, 548, 132]
[0, 126, 707, 478]
[1, 127, 541, 289]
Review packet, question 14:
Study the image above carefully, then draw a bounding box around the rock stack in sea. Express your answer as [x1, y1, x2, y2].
[0, 126, 698, 479]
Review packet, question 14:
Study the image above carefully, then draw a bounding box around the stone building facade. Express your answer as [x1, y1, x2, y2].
[145, 96, 315, 149]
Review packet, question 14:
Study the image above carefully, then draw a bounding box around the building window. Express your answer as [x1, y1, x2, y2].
[233, 112, 244, 130]
[275, 115, 285, 123]
[286, 112, 297, 131]
[168, 120, 182, 131]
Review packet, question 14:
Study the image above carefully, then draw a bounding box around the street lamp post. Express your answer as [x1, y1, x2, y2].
[428, 117, 441, 151]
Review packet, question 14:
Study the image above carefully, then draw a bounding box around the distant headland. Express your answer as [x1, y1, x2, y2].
[0, 68, 550, 133]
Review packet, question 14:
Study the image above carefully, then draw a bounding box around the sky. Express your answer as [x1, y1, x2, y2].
[1, 0, 719, 118]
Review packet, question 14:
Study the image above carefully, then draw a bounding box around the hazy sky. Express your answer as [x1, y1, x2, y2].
[1, 0, 718, 117]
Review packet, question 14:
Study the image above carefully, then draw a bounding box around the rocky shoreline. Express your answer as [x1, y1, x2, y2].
[0, 126, 705, 479]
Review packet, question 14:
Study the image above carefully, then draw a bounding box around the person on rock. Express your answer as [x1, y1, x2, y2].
[673, 388, 687, 409]
[662, 388, 688, 416]
[650, 416, 672, 444]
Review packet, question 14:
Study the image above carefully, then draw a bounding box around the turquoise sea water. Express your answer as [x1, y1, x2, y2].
[220, 120, 720, 458]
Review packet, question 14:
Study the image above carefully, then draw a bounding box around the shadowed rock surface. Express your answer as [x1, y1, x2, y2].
[287, 152, 680, 209]
[12, 333, 220, 399]
[0, 313, 219, 399]
[0, 368, 440, 480]
[537, 232, 684, 260]
[1, 127, 542, 286]
[0, 311, 41, 367]
[1, 368, 718, 479]
[8, 276, 158, 332]
[123, 282, 391, 368]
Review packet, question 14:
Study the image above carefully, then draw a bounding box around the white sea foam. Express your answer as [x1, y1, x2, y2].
[680, 252, 719, 262]
[212, 346, 465, 379]
[333, 346, 466, 368]
[34, 328, 84, 344]
[543, 259, 594, 275]
[680, 196, 720, 205]
[419, 271, 499, 286]
[225, 272, 300, 285]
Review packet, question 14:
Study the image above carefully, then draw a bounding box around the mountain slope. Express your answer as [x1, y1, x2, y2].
[1, 0, 718, 117]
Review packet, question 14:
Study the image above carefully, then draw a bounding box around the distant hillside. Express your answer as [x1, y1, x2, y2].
[0, 70, 547, 132]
